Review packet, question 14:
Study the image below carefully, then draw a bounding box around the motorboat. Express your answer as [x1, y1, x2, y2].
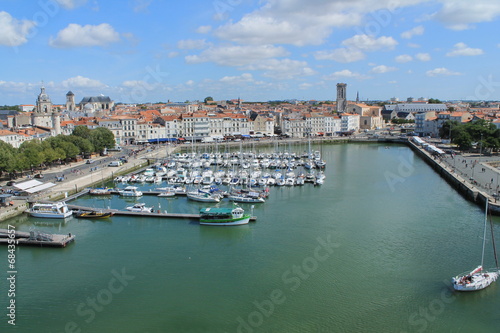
[118, 186, 143, 197]
[26, 202, 73, 219]
[126, 203, 154, 213]
[74, 210, 114, 219]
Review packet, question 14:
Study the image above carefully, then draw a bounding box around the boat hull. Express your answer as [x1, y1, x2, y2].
[452, 271, 499, 291]
[27, 211, 72, 219]
[200, 215, 250, 226]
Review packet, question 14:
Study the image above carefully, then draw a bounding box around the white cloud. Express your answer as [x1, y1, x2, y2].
[185, 44, 288, 67]
[49, 23, 121, 48]
[315, 34, 397, 63]
[299, 83, 313, 90]
[177, 39, 210, 50]
[243, 59, 316, 79]
[426, 67, 461, 77]
[370, 65, 398, 74]
[401, 25, 424, 39]
[446, 42, 484, 56]
[220, 73, 254, 83]
[315, 48, 366, 63]
[133, 0, 153, 13]
[62, 76, 106, 88]
[196, 25, 212, 34]
[407, 43, 420, 48]
[213, 0, 413, 46]
[341, 34, 398, 51]
[55, 0, 87, 9]
[434, 0, 500, 30]
[0, 11, 35, 47]
[395, 54, 413, 63]
[415, 52, 431, 61]
[323, 69, 370, 81]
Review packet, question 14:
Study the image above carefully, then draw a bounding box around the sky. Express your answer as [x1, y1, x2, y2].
[2, 0, 500, 105]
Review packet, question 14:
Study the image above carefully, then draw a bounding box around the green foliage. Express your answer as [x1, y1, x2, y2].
[89, 127, 115, 153]
[428, 98, 442, 104]
[204, 96, 214, 104]
[450, 119, 500, 151]
[0, 105, 21, 111]
[72, 125, 91, 139]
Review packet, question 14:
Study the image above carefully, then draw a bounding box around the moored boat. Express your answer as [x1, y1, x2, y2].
[125, 203, 154, 212]
[199, 205, 251, 226]
[26, 202, 73, 219]
[118, 186, 143, 197]
[89, 187, 113, 195]
[73, 210, 114, 219]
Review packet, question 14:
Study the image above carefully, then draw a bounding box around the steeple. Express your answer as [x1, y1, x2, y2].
[356, 91, 359, 103]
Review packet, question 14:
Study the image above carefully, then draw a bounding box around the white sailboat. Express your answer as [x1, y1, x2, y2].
[452, 200, 499, 291]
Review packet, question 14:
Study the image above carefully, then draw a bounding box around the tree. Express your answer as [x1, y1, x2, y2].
[428, 98, 442, 104]
[89, 127, 115, 153]
[204, 96, 214, 104]
[72, 125, 92, 139]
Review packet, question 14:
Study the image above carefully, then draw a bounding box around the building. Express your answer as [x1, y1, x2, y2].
[336, 83, 347, 113]
[79, 95, 114, 113]
[66, 91, 76, 111]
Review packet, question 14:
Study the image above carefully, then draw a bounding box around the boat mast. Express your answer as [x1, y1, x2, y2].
[481, 200, 489, 268]
[489, 206, 499, 269]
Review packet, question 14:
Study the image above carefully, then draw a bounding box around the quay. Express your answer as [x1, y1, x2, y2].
[0, 228, 75, 247]
[67, 204, 257, 221]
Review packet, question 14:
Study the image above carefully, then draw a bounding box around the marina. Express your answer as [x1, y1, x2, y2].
[0, 143, 499, 332]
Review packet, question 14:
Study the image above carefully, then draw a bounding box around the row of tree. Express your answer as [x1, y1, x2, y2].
[441, 119, 500, 151]
[0, 126, 115, 176]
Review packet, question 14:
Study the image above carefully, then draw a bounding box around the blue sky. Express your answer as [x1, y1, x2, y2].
[2, 0, 500, 105]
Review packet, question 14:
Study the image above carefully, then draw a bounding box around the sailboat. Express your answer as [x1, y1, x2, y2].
[452, 200, 500, 291]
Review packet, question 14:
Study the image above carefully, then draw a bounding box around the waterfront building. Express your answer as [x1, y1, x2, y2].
[340, 113, 360, 133]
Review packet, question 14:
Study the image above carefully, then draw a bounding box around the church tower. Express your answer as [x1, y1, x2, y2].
[66, 91, 75, 111]
[36, 84, 52, 114]
[336, 83, 347, 113]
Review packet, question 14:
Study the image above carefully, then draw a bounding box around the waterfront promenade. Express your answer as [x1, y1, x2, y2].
[0, 144, 176, 220]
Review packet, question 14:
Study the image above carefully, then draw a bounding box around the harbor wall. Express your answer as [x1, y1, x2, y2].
[406, 140, 500, 214]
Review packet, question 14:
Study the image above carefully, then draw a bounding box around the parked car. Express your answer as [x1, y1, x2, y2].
[86, 159, 95, 164]
[34, 174, 44, 179]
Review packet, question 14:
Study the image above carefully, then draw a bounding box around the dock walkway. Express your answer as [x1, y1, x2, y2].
[0, 228, 75, 247]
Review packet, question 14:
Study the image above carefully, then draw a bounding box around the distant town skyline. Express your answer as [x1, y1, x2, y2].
[1, 0, 500, 105]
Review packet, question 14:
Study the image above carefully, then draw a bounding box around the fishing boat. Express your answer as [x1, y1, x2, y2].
[73, 210, 114, 219]
[26, 202, 73, 219]
[199, 205, 251, 226]
[118, 186, 143, 197]
[125, 203, 154, 212]
[452, 200, 500, 291]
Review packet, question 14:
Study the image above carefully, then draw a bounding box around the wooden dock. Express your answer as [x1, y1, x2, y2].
[0, 229, 75, 248]
[66, 204, 257, 221]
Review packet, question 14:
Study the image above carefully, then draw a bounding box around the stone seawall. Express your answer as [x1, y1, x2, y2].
[406, 141, 500, 214]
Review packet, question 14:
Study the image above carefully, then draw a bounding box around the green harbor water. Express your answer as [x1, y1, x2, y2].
[1, 143, 499, 332]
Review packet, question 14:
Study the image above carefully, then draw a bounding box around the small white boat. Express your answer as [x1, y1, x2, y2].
[126, 203, 154, 213]
[157, 190, 176, 197]
[187, 190, 221, 203]
[228, 193, 265, 203]
[452, 200, 500, 291]
[26, 202, 73, 219]
[118, 186, 143, 197]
